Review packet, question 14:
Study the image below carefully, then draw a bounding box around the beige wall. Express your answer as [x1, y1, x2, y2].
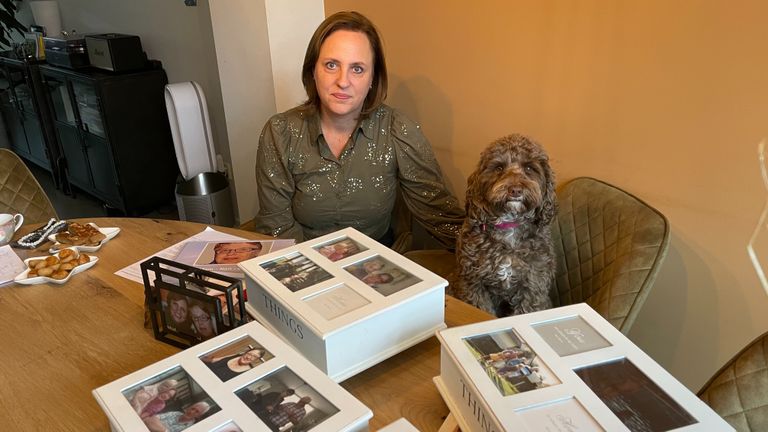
[326, 0, 768, 390]
[50, 0, 230, 171]
[209, 0, 323, 223]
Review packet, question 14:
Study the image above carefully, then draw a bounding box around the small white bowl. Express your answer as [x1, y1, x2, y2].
[14, 248, 99, 285]
[48, 223, 121, 253]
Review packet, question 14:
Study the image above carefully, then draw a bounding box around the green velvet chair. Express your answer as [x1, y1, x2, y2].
[0, 148, 58, 224]
[551, 177, 670, 334]
[698, 331, 768, 431]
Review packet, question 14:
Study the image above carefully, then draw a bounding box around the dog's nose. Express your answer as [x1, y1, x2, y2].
[509, 186, 524, 199]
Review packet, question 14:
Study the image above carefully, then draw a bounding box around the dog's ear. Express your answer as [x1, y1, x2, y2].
[465, 169, 491, 222]
[535, 160, 557, 225]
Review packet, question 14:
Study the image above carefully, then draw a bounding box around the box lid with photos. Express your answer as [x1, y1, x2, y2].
[92, 320, 372, 432]
[433, 304, 733, 432]
[238, 227, 448, 382]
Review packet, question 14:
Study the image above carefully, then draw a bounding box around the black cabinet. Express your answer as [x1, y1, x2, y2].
[37, 63, 178, 216]
[0, 57, 60, 180]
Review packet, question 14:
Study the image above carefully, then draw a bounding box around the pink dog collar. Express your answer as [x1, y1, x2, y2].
[481, 221, 520, 231]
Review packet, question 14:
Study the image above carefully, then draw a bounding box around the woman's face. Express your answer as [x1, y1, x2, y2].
[170, 299, 188, 324]
[185, 403, 207, 418]
[363, 260, 383, 273]
[314, 29, 374, 120]
[239, 350, 262, 365]
[158, 389, 176, 401]
[191, 306, 214, 337]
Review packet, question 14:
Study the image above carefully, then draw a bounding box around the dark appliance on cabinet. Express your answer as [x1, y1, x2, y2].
[85, 34, 146, 73]
[0, 53, 65, 189]
[39, 61, 178, 215]
[43, 35, 89, 69]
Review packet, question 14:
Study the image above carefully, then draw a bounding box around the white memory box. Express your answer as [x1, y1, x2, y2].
[239, 228, 447, 382]
[433, 303, 733, 432]
[377, 418, 421, 432]
[92, 320, 372, 432]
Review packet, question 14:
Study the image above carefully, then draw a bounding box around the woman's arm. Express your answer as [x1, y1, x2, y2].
[391, 111, 465, 249]
[143, 415, 169, 432]
[253, 117, 305, 242]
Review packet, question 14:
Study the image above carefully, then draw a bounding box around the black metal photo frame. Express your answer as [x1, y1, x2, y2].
[141, 256, 247, 349]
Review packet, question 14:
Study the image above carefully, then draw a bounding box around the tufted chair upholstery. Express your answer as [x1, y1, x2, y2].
[698, 331, 768, 432]
[0, 149, 58, 224]
[551, 177, 670, 334]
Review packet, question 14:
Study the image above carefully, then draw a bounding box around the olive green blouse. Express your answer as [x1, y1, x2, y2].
[254, 104, 465, 247]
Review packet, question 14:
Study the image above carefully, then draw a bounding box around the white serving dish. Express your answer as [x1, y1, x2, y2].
[434, 304, 734, 432]
[14, 248, 99, 285]
[48, 223, 121, 253]
[239, 227, 447, 382]
[92, 320, 372, 432]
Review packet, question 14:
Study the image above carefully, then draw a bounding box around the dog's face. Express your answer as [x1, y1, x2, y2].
[466, 134, 555, 224]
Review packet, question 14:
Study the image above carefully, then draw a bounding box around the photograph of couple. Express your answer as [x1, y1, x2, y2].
[161, 287, 220, 342]
[122, 366, 220, 432]
[235, 367, 339, 432]
[344, 256, 420, 296]
[314, 237, 366, 262]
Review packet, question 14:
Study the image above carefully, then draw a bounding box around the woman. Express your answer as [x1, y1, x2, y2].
[204, 348, 267, 381]
[189, 302, 216, 340]
[139, 388, 177, 419]
[129, 379, 179, 416]
[254, 11, 464, 247]
[143, 401, 210, 432]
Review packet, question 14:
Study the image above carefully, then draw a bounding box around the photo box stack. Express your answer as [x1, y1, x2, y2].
[433, 304, 733, 432]
[92, 321, 372, 432]
[239, 227, 448, 382]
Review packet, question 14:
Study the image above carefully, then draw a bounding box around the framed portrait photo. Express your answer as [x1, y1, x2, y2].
[313, 237, 367, 262]
[142, 257, 247, 349]
[261, 252, 333, 292]
[344, 255, 421, 296]
[198, 335, 274, 382]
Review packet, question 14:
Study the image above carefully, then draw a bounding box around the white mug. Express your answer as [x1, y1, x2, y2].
[0, 213, 24, 246]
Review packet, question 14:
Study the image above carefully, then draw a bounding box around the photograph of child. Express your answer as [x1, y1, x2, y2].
[261, 252, 333, 292]
[344, 256, 421, 296]
[199, 336, 274, 382]
[464, 328, 560, 396]
[235, 367, 339, 432]
[314, 238, 366, 262]
[122, 366, 220, 432]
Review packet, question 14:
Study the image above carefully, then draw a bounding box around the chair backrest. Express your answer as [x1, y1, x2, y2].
[698, 330, 768, 432]
[551, 177, 670, 334]
[0, 148, 58, 224]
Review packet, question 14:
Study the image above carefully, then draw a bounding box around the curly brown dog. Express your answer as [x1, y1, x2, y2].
[455, 134, 556, 317]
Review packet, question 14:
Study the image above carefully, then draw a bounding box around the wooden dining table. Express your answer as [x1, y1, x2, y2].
[0, 217, 492, 431]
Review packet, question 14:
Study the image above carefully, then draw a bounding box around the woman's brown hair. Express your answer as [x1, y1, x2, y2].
[301, 11, 388, 118]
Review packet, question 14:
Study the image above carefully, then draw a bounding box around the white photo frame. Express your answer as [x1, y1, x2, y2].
[434, 304, 734, 432]
[239, 228, 447, 382]
[92, 321, 372, 432]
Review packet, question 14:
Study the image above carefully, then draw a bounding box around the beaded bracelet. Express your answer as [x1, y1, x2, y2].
[13, 219, 69, 249]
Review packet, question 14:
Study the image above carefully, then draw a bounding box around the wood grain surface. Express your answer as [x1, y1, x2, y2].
[1, 218, 492, 431]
